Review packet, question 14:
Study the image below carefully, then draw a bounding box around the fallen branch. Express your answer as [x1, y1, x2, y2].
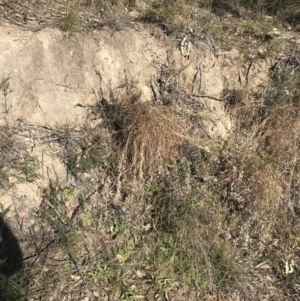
[150, 79, 160, 101]
[179, 93, 230, 101]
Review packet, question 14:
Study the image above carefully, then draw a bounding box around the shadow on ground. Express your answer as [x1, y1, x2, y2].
[0, 215, 24, 300]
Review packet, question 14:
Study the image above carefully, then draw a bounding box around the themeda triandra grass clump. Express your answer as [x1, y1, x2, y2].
[112, 98, 187, 180]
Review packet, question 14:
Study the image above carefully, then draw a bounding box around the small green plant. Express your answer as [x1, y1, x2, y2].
[79, 213, 94, 227]
[62, 187, 74, 200]
[17, 159, 39, 182]
[60, 2, 79, 32]
[0, 204, 10, 218]
[115, 244, 135, 264]
[208, 243, 239, 287]
[0, 273, 32, 301]
[209, 188, 220, 202]
[244, 21, 257, 35]
[107, 217, 129, 239]
[71, 144, 109, 175]
[39, 183, 77, 254]
[175, 159, 192, 182]
[140, 0, 186, 27]
[168, 159, 192, 182]
[35, 143, 51, 152]
[146, 276, 172, 296]
[0, 161, 8, 187]
[145, 181, 161, 197]
[120, 284, 139, 301]
[89, 265, 113, 285]
[261, 152, 277, 168]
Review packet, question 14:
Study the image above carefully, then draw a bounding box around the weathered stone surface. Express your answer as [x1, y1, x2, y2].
[0, 25, 166, 127]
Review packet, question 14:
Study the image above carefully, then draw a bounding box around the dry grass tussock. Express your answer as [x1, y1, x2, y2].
[243, 154, 283, 220]
[254, 75, 300, 209]
[258, 104, 300, 164]
[111, 99, 187, 179]
[254, 103, 300, 226]
[222, 66, 300, 250]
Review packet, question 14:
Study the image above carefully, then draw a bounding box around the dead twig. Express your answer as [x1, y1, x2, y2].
[246, 61, 254, 83]
[192, 64, 202, 94]
[150, 79, 160, 101]
[32, 18, 60, 32]
[68, 252, 86, 284]
[179, 93, 230, 101]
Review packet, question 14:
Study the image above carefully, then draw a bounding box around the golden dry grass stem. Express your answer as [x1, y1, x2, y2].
[112, 100, 189, 180]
